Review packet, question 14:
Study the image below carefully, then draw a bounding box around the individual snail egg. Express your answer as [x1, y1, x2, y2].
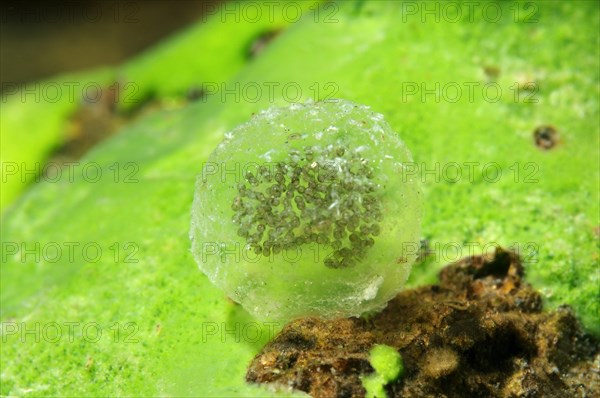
[190, 100, 422, 322]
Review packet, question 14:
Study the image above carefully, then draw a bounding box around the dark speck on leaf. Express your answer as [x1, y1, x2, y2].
[534, 125, 559, 150]
[248, 29, 282, 59]
[187, 86, 205, 101]
[483, 65, 501, 79]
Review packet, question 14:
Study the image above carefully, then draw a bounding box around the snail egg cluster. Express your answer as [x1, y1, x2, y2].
[232, 144, 383, 269]
[190, 100, 422, 322]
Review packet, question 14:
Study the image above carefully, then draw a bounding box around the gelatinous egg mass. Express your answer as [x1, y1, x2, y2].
[190, 100, 422, 322]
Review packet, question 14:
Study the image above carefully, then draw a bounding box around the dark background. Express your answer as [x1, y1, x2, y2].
[0, 0, 223, 87]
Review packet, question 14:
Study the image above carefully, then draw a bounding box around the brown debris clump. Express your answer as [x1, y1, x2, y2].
[246, 248, 599, 398]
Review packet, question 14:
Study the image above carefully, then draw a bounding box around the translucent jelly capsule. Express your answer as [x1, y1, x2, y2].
[190, 100, 422, 322]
